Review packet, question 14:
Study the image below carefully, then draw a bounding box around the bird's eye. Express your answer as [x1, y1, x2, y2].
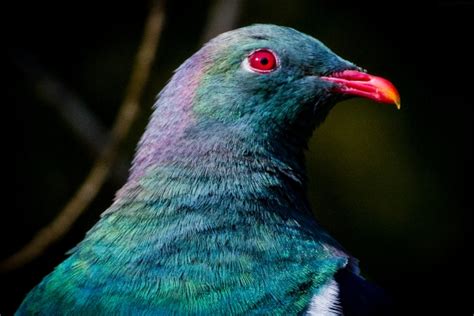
[246, 49, 278, 73]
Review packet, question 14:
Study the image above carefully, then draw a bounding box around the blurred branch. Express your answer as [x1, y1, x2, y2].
[1, 0, 166, 272]
[12, 52, 129, 182]
[18, 54, 108, 153]
[200, 0, 243, 44]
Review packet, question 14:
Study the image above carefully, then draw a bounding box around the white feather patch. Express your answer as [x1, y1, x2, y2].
[306, 279, 342, 316]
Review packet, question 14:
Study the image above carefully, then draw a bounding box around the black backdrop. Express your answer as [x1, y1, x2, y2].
[4, 1, 472, 314]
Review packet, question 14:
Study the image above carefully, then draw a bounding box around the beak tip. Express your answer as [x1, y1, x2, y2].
[395, 99, 401, 110]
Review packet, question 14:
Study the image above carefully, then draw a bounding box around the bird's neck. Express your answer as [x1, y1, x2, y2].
[118, 122, 309, 205]
[109, 115, 323, 234]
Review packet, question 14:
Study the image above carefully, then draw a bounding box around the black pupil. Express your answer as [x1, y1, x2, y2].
[260, 57, 268, 65]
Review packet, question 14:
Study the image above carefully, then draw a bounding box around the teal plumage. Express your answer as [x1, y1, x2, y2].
[17, 24, 398, 315]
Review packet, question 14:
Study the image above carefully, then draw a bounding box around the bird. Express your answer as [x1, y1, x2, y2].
[17, 24, 400, 315]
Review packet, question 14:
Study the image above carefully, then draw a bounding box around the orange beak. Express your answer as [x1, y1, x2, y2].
[321, 70, 401, 109]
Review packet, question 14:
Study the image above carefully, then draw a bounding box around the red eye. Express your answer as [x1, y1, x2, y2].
[247, 49, 278, 73]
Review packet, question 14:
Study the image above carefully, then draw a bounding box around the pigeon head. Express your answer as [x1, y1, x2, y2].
[183, 24, 399, 137]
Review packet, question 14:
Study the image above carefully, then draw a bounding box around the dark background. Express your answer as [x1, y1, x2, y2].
[4, 0, 472, 314]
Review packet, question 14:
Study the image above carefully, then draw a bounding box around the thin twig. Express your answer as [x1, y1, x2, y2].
[1, 1, 166, 272]
[11, 52, 129, 182]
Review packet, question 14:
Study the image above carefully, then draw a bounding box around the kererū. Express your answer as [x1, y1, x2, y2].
[17, 24, 400, 315]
